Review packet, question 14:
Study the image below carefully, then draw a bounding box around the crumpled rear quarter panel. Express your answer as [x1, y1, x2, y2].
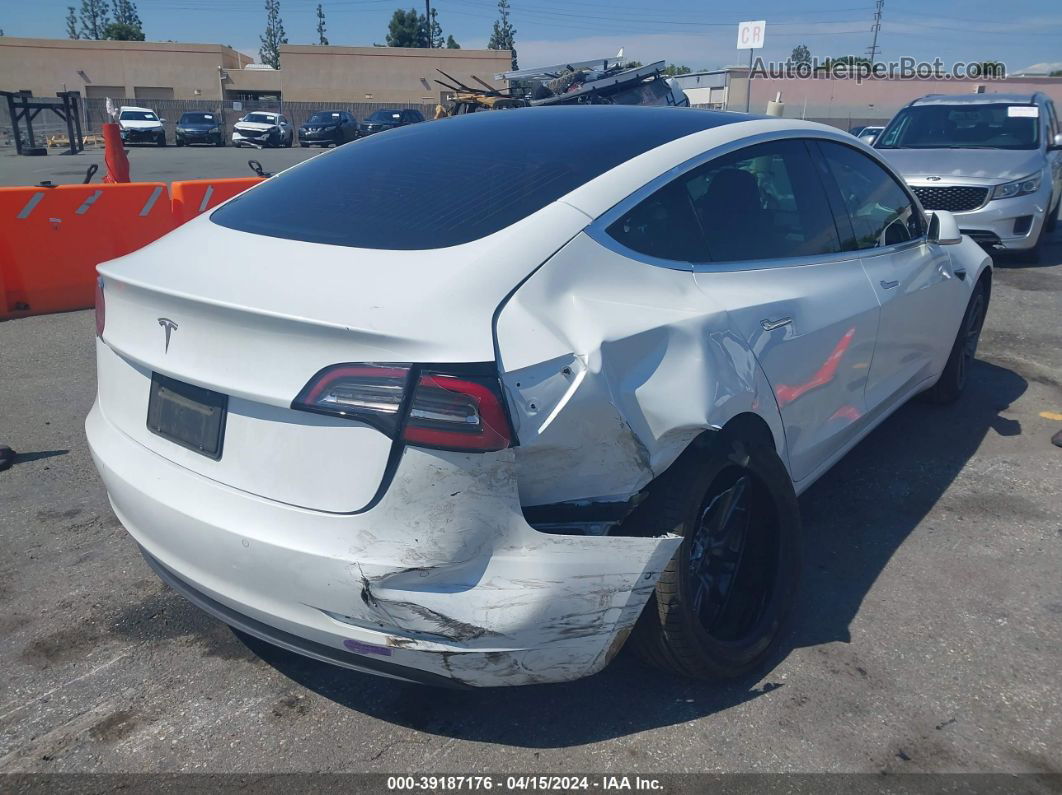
[495, 231, 787, 508]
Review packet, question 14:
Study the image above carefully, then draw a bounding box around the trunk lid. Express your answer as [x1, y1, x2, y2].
[95, 202, 588, 512]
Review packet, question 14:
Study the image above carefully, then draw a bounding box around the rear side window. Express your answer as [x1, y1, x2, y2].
[211, 107, 744, 250]
[607, 139, 841, 263]
[818, 141, 923, 250]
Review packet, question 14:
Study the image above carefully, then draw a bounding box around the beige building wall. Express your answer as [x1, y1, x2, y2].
[230, 45, 512, 104]
[0, 37, 249, 100]
[0, 37, 512, 106]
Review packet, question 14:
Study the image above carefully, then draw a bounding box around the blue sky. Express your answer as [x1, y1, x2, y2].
[5, 0, 1062, 73]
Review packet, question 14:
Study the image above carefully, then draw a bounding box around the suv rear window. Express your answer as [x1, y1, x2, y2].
[210, 106, 744, 250]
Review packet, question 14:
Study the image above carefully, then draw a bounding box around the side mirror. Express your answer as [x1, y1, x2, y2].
[1049, 132, 1062, 151]
[928, 210, 962, 245]
[859, 133, 878, 145]
[160, 118, 167, 123]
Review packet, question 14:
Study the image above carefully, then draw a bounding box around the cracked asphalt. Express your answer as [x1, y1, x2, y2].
[1, 225, 1060, 775]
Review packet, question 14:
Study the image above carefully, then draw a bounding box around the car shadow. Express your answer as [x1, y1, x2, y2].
[237, 358, 1026, 748]
[991, 222, 1060, 269]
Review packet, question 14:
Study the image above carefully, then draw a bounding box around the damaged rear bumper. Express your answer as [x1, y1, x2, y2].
[86, 400, 680, 687]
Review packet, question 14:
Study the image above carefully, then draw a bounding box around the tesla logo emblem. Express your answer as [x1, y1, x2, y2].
[158, 318, 178, 352]
[926, 176, 942, 181]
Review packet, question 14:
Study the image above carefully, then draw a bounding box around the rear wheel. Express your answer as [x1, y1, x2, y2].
[632, 433, 801, 680]
[923, 282, 987, 404]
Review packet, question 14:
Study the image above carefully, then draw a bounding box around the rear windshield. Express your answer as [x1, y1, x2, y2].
[876, 103, 1040, 150]
[211, 106, 744, 250]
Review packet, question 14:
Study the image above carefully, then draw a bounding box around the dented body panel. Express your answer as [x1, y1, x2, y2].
[496, 232, 788, 507]
[87, 389, 680, 687]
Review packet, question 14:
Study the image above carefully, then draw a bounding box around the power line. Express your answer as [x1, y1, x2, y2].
[867, 0, 884, 62]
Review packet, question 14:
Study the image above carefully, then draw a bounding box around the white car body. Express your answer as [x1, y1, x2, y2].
[117, 106, 165, 144]
[87, 107, 991, 687]
[231, 112, 293, 147]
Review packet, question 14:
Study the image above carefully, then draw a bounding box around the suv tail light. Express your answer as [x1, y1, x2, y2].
[95, 277, 105, 338]
[292, 363, 512, 452]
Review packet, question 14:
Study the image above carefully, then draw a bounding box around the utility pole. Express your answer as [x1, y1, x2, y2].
[425, 0, 432, 47]
[867, 0, 884, 63]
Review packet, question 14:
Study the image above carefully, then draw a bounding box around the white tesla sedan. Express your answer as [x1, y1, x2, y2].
[87, 106, 991, 688]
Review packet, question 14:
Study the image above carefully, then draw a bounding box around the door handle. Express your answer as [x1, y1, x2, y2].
[880, 279, 899, 290]
[760, 316, 793, 331]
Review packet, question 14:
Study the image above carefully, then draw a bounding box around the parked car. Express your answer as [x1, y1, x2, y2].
[856, 125, 884, 143]
[88, 106, 991, 688]
[299, 110, 358, 147]
[876, 92, 1062, 261]
[118, 106, 166, 146]
[175, 111, 225, 147]
[232, 112, 294, 148]
[359, 108, 424, 136]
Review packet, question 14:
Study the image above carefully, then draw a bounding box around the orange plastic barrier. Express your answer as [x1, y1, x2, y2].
[170, 177, 264, 225]
[0, 182, 173, 319]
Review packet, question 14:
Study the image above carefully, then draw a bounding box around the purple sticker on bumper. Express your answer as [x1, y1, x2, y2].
[343, 638, 393, 657]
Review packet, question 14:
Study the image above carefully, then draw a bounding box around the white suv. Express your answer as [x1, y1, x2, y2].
[876, 92, 1062, 262]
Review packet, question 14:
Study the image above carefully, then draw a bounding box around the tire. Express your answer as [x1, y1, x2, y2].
[175, 139, 184, 147]
[631, 432, 801, 680]
[300, 142, 309, 148]
[285, 134, 293, 148]
[216, 137, 225, 147]
[157, 136, 166, 147]
[1046, 196, 1058, 234]
[922, 281, 988, 404]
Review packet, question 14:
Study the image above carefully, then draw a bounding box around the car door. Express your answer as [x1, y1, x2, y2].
[678, 138, 882, 483]
[815, 140, 962, 411]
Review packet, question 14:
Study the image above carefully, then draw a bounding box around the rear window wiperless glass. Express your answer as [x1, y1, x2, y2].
[211, 106, 744, 250]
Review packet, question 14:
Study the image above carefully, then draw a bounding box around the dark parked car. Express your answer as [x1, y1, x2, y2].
[359, 108, 425, 136]
[176, 111, 225, 147]
[299, 110, 358, 147]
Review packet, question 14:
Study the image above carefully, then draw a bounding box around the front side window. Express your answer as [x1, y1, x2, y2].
[876, 103, 1040, 151]
[818, 141, 924, 250]
[607, 139, 841, 263]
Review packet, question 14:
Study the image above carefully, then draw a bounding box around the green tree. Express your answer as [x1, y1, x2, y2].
[386, 8, 426, 47]
[66, 6, 80, 38]
[315, 3, 328, 45]
[1052, 69, 1062, 77]
[259, 0, 287, 68]
[663, 64, 691, 76]
[789, 44, 811, 65]
[623, 60, 643, 69]
[112, 0, 141, 29]
[445, 34, 460, 49]
[79, 0, 111, 39]
[487, 0, 516, 70]
[102, 20, 144, 39]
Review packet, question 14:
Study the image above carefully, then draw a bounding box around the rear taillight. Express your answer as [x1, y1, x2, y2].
[95, 277, 105, 338]
[292, 363, 512, 453]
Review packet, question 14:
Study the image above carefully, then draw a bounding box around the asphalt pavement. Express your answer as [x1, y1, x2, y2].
[0, 144, 323, 186]
[0, 227, 1060, 775]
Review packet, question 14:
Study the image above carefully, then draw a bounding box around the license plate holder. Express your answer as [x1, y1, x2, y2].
[147, 373, 228, 460]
